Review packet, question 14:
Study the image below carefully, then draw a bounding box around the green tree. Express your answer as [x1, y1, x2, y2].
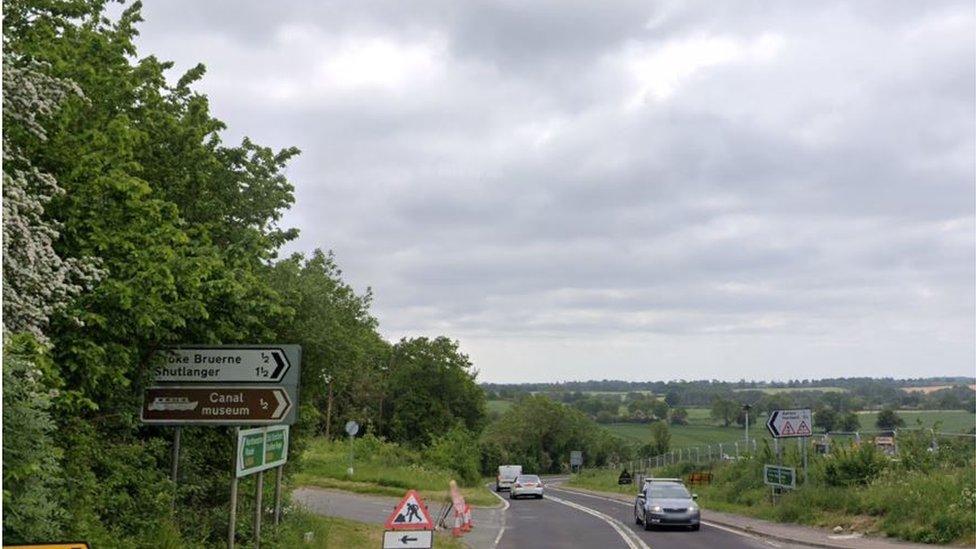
[670, 407, 689, 425]
[711, 398, 737, 426]
[265, 250, 387, 442]
[649, 421, 671, 455]
[838, 411, 861, 432]
[481, 395, 628, 473]
[4, 2, 299, 543]
[876, 409, 906, 431]
[382, 337, 485, 446]
[814, 407, 838, 432]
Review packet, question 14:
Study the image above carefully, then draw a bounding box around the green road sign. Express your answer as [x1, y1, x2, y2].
[241, 432, 265, 471]
[763, 464, 796, 489]
[237, 425, 289, 477]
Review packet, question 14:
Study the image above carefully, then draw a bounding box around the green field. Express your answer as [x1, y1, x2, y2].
[606, 422, 760, 448]
[732, 386, 848, 394]
[604, 408, 974, 449]
[856, 409, 975, 433]
[487, 399, 513, 414]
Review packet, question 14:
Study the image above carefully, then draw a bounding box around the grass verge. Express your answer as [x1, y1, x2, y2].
[566, 451, 976, 545]
[270, 510, 463, 548]
[295, 437, 496, 507]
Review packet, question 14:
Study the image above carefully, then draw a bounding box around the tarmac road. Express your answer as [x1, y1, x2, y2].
[496, 479, 795, 549]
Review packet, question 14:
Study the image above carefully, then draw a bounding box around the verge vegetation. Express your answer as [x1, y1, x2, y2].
[568, 429, 976, 545]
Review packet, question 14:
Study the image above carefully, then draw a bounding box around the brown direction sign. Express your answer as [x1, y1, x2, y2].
[141, 386, 293, 425]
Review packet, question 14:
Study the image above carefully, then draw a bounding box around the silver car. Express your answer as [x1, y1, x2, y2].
[634, 478, 700, 531]
[509, 474, 544, 499]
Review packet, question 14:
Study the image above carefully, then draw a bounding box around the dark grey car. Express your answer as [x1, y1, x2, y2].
[634, 480, 700, 531]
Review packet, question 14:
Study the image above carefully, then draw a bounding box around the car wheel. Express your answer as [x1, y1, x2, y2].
[690, 524, 700, 531]
[495, 483, 500, 492]
[634, 507, 642, 526]
[642, 511, 653, 531]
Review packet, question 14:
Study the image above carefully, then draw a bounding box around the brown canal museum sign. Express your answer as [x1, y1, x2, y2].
[141, 386, 294, 425]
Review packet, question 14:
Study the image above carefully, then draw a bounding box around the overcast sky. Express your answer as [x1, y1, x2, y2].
[131, 1, 975, 382]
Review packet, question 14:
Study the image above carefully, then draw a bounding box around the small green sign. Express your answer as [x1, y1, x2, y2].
[242, 432, 265, 470]
[237, 425, 289, 477]
[763, 464, 796, 489]
[265, 428, 286, 462]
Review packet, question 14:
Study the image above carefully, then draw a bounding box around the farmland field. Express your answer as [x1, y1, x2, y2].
[856, 409, 974, 433]
[487, 399, 513, 414]
[900, 384, 976, 394]
[604, 408, 974, 449]
[732, 386, 848, 394]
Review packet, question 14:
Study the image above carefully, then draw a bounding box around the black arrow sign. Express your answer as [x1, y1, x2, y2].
[766, 410, 780, 437]
[270, 350, 288, 380]
[399, 535, 417, 544]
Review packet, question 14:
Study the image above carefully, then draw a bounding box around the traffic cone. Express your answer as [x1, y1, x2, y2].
[462, 503, 473, 532]
[451, 509, 463, 537]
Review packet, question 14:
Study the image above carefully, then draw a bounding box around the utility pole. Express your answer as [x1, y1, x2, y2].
[743, 404, 752, 451]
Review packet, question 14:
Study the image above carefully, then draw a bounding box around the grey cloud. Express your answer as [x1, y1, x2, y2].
[129, 0, 975, 380]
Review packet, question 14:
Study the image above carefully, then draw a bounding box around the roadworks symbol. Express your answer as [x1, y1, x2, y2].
[385, 490, 434, 530]
[796, 420, 811, 436]
[782, 421, 795, 435]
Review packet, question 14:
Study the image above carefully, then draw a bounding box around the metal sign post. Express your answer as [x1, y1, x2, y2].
[254, 470, 264, 548]
[229, 427, 240, 549]
[273, 465, 284, 525]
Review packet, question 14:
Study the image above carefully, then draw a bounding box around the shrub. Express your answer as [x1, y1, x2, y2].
[822, 443, 888, 486]
[423, 427, 481, 485]
[2, 346, 65, 542]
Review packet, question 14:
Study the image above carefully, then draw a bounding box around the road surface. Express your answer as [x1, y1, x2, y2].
[295, 482, 820, 548]
[495, 478, 794, 549]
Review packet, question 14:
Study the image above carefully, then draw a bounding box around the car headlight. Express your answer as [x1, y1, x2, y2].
[649, 505, 662, 512]
[689, 504, 699, 512]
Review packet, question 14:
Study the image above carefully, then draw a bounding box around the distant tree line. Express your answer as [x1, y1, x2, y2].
[484, 377, 976, 416]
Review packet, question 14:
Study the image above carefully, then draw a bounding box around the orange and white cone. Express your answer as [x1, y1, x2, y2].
[451, 509, 463, 537]
[462, 503, 473, 532]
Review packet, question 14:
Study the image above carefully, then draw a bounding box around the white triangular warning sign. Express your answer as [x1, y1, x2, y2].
[384, 490, 434, 531]
[797, 420, 811, 436]
[782, 421, 795, 435]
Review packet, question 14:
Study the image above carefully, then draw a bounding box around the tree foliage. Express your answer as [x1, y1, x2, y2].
[1, 2, 487, 545]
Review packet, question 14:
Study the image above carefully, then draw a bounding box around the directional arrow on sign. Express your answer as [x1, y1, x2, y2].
[272, 388, 289, 419]
[766, 409, 813, 438]
[399, 536, 418, 544]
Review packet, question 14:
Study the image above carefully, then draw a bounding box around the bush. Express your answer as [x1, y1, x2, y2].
[2, 345, 65, 542]
[821, 442, 888, 486]
[423, 427, 481, 485]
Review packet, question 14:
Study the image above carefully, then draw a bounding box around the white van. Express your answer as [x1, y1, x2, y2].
[496, 464, 523, 491]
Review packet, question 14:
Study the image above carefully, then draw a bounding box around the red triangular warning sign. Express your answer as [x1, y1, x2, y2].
[384, 490, 435, 531]
[782, 421, 795, 435]
[797, 420, 811, 436]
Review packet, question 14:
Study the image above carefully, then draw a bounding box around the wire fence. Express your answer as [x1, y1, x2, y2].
[610, 428, 976, 474]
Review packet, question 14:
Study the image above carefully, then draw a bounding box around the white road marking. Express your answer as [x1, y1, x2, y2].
[486, 483, 509, 548]
[550, 485, 775, 546]
[546, 493, 651, 549]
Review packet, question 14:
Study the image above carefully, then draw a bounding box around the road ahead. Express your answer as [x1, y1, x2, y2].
[496, 479, 793, 549]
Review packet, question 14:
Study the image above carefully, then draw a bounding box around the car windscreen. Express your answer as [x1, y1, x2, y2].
[647, 484, 690, 499]
[516, 475, 540, 482]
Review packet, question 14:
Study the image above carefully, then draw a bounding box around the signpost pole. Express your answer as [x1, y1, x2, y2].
[273, 465, 283, 525]
[254, 470, 264, 548]
[171, 426, 181, 483]
[229, 427, 239, 549]
[802, 438, 808, 485]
